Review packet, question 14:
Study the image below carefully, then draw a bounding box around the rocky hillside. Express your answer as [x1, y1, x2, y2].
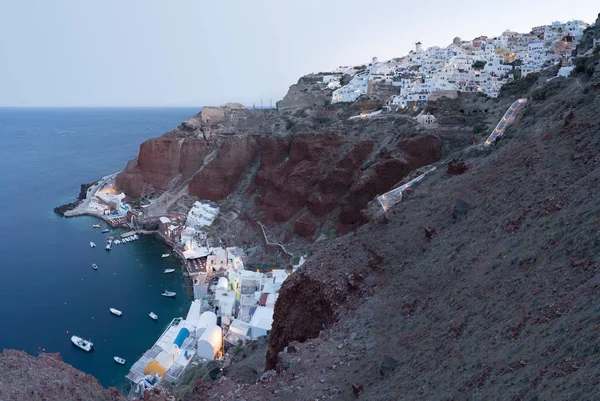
[577, 13, 600, 55]
[182, 48, 600, 399]
[115, 86, 510, 247]
[0, 350, 125, 401]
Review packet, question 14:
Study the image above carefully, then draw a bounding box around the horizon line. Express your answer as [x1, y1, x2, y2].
[0, 105, 278, 109]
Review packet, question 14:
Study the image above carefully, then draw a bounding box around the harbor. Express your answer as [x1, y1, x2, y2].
[59, 161, 290, 396]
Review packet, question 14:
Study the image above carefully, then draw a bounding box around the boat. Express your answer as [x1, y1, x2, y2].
[161, 290, 176, 297]
[92, 224, 101, 228]
[114, 240, 121, 245]
[92, 263, 98, 270]
[109, 308, 122, 316]
[89, 242, 96, 248]
[105, 240, 112, 251]
[71, 336, 93, 352]
[161, 254, 170, 258]
[101, 229, 110, 233]
[114, 356, 126, 365]
[149, 312, 158, 320]
[163, 269, 175, 274]
[133, 235, 139, 240]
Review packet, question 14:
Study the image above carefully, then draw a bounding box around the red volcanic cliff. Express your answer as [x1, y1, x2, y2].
[116, 105, 443, 239]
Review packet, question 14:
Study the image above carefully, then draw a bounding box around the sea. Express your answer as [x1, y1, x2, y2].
[0, 107, 199, 390]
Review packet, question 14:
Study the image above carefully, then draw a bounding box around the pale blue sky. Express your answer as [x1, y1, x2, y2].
[0, 0, 597, 107]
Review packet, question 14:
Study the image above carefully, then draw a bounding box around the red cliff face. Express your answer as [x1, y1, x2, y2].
[116, 107, 443, 239]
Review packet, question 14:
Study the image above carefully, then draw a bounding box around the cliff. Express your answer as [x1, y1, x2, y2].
[181, 48, 600, 399]
[115, 87, 503, 246]
[0, 350, 125, 401]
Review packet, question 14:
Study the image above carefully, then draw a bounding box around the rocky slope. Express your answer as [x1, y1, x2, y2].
[115, 91, 505, 247]
[183, 50, 600, 399]
[0, 350, 125, 401]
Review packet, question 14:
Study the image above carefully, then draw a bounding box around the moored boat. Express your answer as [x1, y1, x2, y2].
[92, 263, 98, 270]
[101, 229, 110, 233]
[161, 254, 170, 258]
[163, 269, 175, 274]
[114, 356, 126, 365]
[149, 312, 158, 320]
[71, 336, 93, 352]
[161, 290, 176, 297]
[92, 224, 101, 228]
[109, 308, 122, 316]
[90, 242, 96, 248]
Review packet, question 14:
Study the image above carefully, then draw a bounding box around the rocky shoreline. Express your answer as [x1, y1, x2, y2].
[53, 181, 98, 216]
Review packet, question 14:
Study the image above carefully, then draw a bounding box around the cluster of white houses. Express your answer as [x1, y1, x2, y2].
[330, 19, 590, 107]
[127, 201, 288, 394]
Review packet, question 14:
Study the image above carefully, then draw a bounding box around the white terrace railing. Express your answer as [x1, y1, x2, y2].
[377, 166, 437, 212]
[484, 98, 527, 146]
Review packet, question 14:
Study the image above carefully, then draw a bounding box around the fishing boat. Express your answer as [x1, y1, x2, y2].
[114, 356, 126, 365]
[101, 229, 110, 233]
[92, 263, 98, 270]
[161, 290, 176, 297]
[71, 336, 93, 352]
[89, 242, 96, 248]
[163, 269, 175, 274]
[161, 254, 170, 258]
[109, 308, 122, 316]
[92, 224, 101, 228]
[149, 312, 158, 320]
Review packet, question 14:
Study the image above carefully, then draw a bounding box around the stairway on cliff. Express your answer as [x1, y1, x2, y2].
[145, 149, 219, 217]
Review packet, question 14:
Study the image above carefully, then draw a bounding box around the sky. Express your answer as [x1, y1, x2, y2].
[0, 0, 597, 107]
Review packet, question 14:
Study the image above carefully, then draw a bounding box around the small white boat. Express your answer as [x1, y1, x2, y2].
[71, 336, 93, 352]
[114, 356, 126, 365]
[109, 308, 122, 316]
[92, 224, 101, 228]
[133, 235, 139, 240]
[149, 312, 158, 320]
[161, 290, 176, 297]
[101, 229, 110, 233]
[163, 269, 175, 274]
[92, 263, 98, 270]
[105, 243, 112, 251]
[161, 254, 170, 258]
[90, 242, 96, 248]
[114, 240, 121, 245]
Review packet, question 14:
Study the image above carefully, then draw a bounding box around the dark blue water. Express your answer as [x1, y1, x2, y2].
[0, 108, 198, 389]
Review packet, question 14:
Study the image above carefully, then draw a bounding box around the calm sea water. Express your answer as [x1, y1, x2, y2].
[0, 108, 199, 389]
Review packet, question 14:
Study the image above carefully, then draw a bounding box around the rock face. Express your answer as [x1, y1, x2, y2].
[192, 60, 600, 401]
[276, 74, 334, 111]
[0, 350, 125, 401]
[577, 13, 600, 55]
[115, 103, 443, 239]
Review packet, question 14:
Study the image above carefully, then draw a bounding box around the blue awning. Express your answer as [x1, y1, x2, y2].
[173, 328, 190, 348]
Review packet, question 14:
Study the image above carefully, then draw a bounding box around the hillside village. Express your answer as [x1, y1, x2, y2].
[323, 19, 591, 108]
